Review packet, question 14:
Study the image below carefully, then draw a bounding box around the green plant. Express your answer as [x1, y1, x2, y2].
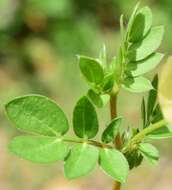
[5, 3, 172, 190]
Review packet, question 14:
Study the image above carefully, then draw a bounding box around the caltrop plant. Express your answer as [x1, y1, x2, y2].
[5, 3, 172, 190]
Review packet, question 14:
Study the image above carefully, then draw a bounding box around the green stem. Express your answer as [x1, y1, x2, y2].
[110, 91, 122, 190]
[124, 119, 167, 152]
[63, 136, 113, 149]
[110, 92, 122, 149]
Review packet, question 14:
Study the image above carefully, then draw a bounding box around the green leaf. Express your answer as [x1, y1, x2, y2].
[127, 2, 140, 40]
[139, 143, 159, 165]
[142, 154, 158, 165]
[126, 53, 164, 76]
[129, 6, 152, 42]
[79, 56, 104, 85]
[151, 126, 169, 135]
[151, 104, 164, 123]
[141, 98, 146, 127]
[6, 95, 69, 136]
[139, 143, 159, 159]
[87, 89, 110, 108]
[148, 111, 169, 135]
[101, 117, 122, 143]
[147, 131, 172, 139]
[9, 136, 70, 163]
[64, 143, 99, 179]
[102, 73, 115, 93]
[147, 75, 158, 122]
[99, 148, 129, 183]
[122, 76, 153, 93]
[128, 26, 164, 61]
[73, 96, 98, 139]
[147, 122, 170, 137]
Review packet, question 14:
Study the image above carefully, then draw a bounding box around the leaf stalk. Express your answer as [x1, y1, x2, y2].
[124, 119, 167, 152]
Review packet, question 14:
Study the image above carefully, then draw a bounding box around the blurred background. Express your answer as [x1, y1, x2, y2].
[0, 0, 172, 189]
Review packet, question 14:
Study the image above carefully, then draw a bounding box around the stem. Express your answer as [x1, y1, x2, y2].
[110, 91, 122, 190]
[63, 136, 113, 149]
[124, 119, 167, 152]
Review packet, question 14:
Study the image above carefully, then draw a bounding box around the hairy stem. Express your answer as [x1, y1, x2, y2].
[124, 119, 167, 152]
[110, 91, 122, 190]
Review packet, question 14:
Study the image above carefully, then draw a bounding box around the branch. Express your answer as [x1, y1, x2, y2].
[123, 119, 167, 152]
[110, 91, 122, 190]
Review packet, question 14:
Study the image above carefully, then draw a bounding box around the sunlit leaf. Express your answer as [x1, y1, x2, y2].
[64, 143, 99, 179]
[126, 53, 164, 76]
[122, 76, 153, 93]
[128, 26, 164, 61]
[129, 6, 152, 42]
[79, 56, 104, 85]
[9, 136, 69, 163]
[99, 148, 129, 183]
[139, 143, 159, 165]
[127, 2, 140, 40]
[147, 131, 172, 139]
[6, 95, 69, 136]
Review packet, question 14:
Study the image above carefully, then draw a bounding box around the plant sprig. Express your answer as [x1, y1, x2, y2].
[5, 3, 172, 190]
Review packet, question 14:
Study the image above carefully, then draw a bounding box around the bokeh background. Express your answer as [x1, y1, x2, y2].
[0, 0, 172, 189]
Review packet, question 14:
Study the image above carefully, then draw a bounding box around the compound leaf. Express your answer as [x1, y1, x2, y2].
[101, 117, 122, 143]
[9, 136, 70, 163]
[64, 144, 99, 179]
[73, 96, 98, 139]
[99, 148, 129, 183]
[6, 95, 69, 136]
